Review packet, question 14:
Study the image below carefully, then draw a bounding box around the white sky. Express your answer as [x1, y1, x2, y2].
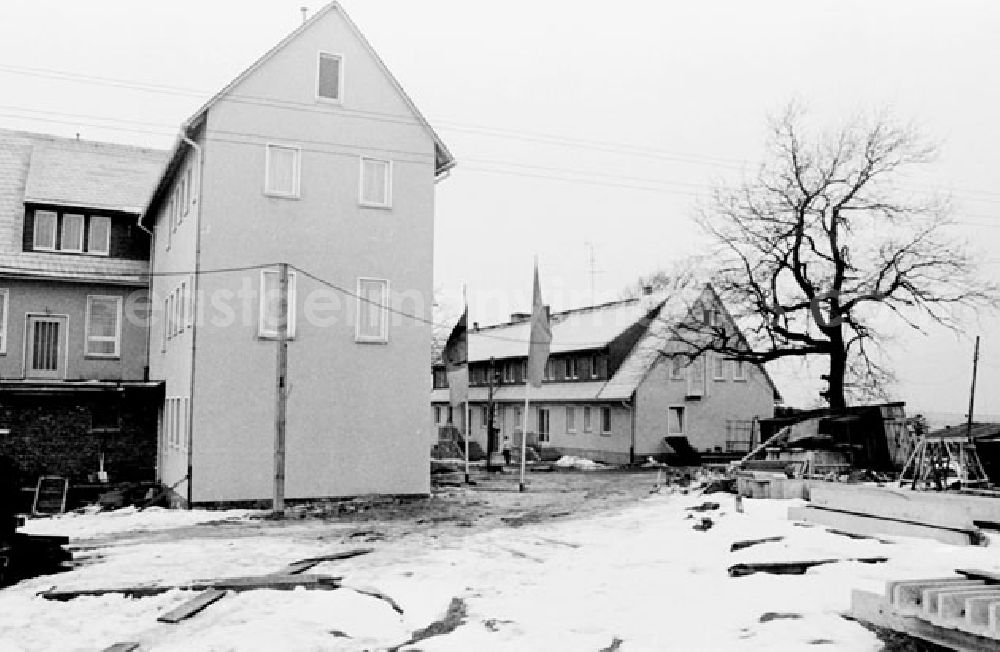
[0, 0, 998, 415]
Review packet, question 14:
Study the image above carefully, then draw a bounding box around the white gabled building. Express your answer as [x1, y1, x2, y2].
[432, 285, 780, 463]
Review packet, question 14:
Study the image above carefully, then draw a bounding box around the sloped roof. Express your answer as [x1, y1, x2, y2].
[23, 139, 166, 213]
[143, 2, 455, 222]
[467, 297, 662, 363]
[0, 252, 148, 286]
[432, 381, 609, 404]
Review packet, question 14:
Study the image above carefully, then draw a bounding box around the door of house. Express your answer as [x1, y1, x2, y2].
[26, 316, 66, 379]
[537, 408, 550, 444]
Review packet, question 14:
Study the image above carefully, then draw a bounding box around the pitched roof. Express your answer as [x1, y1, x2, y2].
[23, 138, 166, 213]
[466, 297, 663, 363]
[0, 252, 148, 286]
[143, 2, 455, 222]
[440, 283, 783, 404]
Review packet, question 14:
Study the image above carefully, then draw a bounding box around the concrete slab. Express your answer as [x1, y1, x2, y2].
[938, 590, 1000, 625]
[965, 595, 1000, 632]
[789, 505, 975, 545]
[810, 484, 1000, 531]
[891, 579, 983, 614]
[921, 582, 987, 615]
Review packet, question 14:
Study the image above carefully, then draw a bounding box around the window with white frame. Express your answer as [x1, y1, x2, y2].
[734, 359, 747, 381]
[537, 407, 550, 443]
[686, 355, 706, 397]
[259, 269, 298, 338]
[265, 144, 301, 197]
[481, 405, 488, 429]
[544, 359, 554, 381]
[88, 215, 111, 255]
[360, 157, 391, 207]
[566, 357, 578, 380]
[590, 354, 599, 378]
[60, 214, 85, 253]
[566, 406, 576, 433]
[316, 52, 343, 102]
[356, 278, 388, 342]
[33, 210, 57, 251]
[0, 289, 8, 354]
[669, 354, 685, 380]
[600, 406, 612, 435]
[583, 406, 592, 433]
[184, 167, 194, 214]
[712, 354, 726, 381]
[667, 406, 685, 435]
[85, 295, 122, 357]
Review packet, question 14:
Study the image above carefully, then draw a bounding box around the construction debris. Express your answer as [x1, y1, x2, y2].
[156, 589, 228, 623]
[728, 557, 887, 577]
[40, 573, 342, 601]
[730, 535, 784, 552]
[850, 571, 1000, 649]
[789, 482, 997, 545]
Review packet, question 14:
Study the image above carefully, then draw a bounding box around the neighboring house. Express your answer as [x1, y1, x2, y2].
[0, 129, 166, 484]
[142, 2, 454, 504]
[431, 285, 780, 464]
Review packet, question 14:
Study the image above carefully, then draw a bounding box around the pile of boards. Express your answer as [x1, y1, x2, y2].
[789, 483, 1000, 545]
[852, 570, 1000, 650]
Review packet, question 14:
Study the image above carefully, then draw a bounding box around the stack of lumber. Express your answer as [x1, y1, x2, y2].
[789, 483, 1000, 545]
[851, 570, 1000, 650]
[735, 471, 808, 499]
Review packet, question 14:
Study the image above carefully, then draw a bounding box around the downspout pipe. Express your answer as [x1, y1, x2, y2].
[180, 128, 205, 509]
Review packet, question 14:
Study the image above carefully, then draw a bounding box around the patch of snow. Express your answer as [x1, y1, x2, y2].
[554, 455, 607, 471]
[18, 506, 259, 540]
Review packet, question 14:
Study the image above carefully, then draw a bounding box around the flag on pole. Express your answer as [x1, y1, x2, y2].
[526, 262, 552, 388]
[443, 307, 469, 406]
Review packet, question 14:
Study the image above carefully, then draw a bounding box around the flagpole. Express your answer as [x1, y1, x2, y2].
[462, 285, 471, 484]
[519, 383, 530, 492]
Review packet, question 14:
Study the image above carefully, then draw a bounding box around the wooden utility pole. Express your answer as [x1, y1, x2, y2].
[966, 335, 980, 443]
[273, 263, 289, 513]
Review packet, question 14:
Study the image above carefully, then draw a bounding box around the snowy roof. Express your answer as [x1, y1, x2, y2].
[467, 296, 664, 363]
[0, 252, 148, 285]
[20, 134, 166, 213]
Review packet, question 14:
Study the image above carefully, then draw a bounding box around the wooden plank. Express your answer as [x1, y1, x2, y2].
[287, 548, 374, 566]
[102, 644, 141, 652]
[809, 483, 1000, 531]
[157, 588, 227, 624]
[730, 536, 784, 552]
[850, 589, 1000, 651]
[728, 557, 886, 577]
[957, 569, 1000, 585]
[41, 573, 342, 601]
[788, 505, 976, 545]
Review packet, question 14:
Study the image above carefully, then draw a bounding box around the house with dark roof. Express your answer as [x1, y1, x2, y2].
[141, 2, 454, 504]
[432, 285, 781, 464]
[0, 128, 167, 486]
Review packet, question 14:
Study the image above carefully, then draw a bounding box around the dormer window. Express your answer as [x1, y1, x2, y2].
[29, 208, 112, 256]
[316, 52, 343, 102]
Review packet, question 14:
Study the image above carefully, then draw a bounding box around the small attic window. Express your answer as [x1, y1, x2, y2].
[317, 52, 343, 102]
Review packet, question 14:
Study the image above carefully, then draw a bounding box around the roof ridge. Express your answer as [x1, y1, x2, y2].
[471, 297, 646, 333]
[0, 127, 166, 156]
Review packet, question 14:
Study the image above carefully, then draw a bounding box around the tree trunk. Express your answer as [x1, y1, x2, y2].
[826, 341, 848, 411]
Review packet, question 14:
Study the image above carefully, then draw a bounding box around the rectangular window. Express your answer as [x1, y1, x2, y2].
[713, 354, 726, 381]
[178, 282, 186, 333]
[734, 359, 747, 381]
[583, 406, 592, 433]
[566, 406, 576, 433]
[87, 215, 111, 255]
[601, 407, 612, 435]
[670, 355, 685, 380]
[434, 406, 442, 425]
[60, 214, 85, 252]
[537, 408, 550, 443]
[186, 167, 194, 213]
[85, 295, 122, 357]
[481, 405, 488, 429]
[0, 289, 7, 354]
[590, 354, 599, 379]
[360, 157, 391, 207]
[668, 406, 685, 435]
[33, 210, 57, 251]
[265, 144, 301, 198]
[317, 52, 343, 101]
[566, 358, 578, 380]
[544, 359, 554, 381]
[356, 278, 389, 343]
[259, 269, 298, 338]
[686, 355, 706, 397]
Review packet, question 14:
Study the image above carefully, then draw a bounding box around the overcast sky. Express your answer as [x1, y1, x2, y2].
[0, 1, 998, 417]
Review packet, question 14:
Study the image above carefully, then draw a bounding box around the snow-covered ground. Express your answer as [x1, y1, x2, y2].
[4, 480, 1000, 651]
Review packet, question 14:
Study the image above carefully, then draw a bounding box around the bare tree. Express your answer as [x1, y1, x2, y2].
[680, 105, 995, 409]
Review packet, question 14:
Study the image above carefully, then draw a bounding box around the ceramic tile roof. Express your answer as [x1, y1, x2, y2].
[0, 252, 148, 285]
[22, 136, 166, 213]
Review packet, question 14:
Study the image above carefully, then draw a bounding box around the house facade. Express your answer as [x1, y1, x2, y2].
[142, 2, 454, 504]
[431, 286, 780, 464]
[0, 129, 166, 485]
